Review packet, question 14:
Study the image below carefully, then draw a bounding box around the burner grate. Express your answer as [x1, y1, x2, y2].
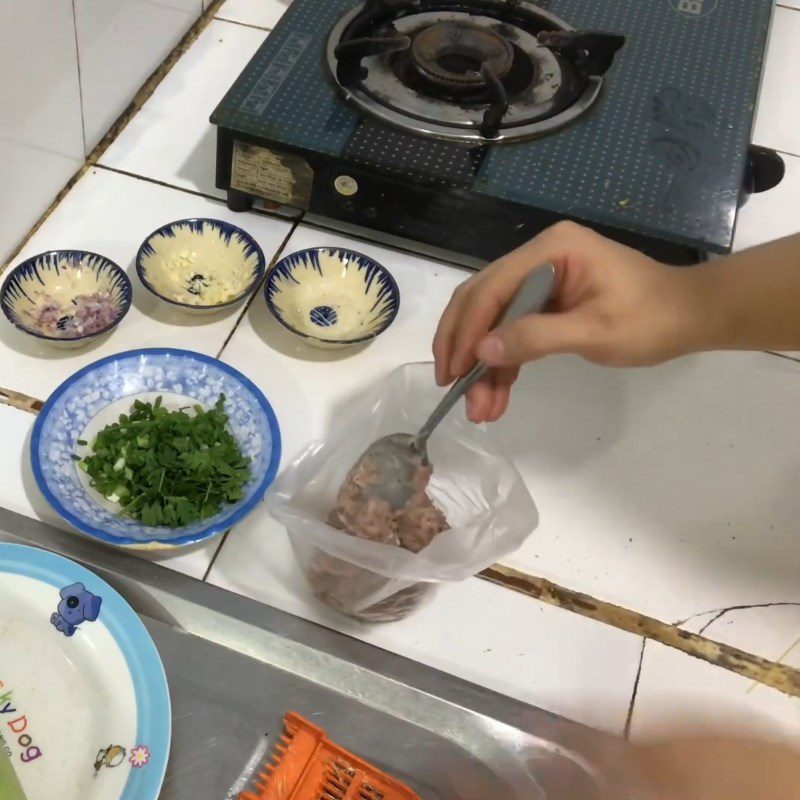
[327, 0, 626, 141]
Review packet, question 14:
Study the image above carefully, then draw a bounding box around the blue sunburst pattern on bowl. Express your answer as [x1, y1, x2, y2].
[265, 247, 400, 348]
[31, 349, 281, 548]
[136, 218, 266, 311]
[1, 250, 132, 344]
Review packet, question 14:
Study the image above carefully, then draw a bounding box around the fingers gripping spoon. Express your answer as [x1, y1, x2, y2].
[356, 264, 556, 510]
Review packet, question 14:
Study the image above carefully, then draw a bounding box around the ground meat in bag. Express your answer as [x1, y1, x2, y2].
[312, 453, 450, 621]
[268, 364, 539, 626]
[326, 454, 449, 552]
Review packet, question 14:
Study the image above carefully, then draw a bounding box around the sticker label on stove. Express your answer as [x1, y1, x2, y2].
[668, 0, 718, 18]
[231, 142, 313, 208]
[239, 32, 312, 116]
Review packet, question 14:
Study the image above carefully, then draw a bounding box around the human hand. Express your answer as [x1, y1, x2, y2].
[631, 734, 800, 800]
[538, 727, 800, 800]
[433, 221, 708, 423]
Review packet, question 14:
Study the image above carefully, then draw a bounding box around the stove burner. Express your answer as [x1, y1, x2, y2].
[327, 1, 626, 143]
[410, 22, 515, 92]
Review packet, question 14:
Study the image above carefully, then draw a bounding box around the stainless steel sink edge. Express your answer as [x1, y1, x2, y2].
[0, 507, 617, 799]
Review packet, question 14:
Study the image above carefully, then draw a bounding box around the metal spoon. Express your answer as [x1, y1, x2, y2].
[356, 263, 556, 510]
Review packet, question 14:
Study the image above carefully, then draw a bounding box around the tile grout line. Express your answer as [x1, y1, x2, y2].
[623, 638, 647, 740]
[202, 529, 231, 582]
[70, 0, 88, 155]
[479, 564, 800, 698]
[94, 163, 301, 225]
[214, 217, 304, 360]
[96, 163, 228, 203]
[0, 0, 226, 278]
[766, 350, 800, 365]
[203, 219, 304, 581]
[0, 388, 43, 415]
[746, 635, 800, 695]
[214, 16, 273, 33]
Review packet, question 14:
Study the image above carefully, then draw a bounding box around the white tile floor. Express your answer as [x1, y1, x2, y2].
[206, 512, 644, 735]
[734, 152, 800, 251]
[99, 20, 267, 199]
[493, 351, 800, 649]
[629, 641, 800, 743]
[75, 0, 202, 152]
[0, 0, 85, 262]
[753, 5, 800, 157]
[0, 167, 292, 400]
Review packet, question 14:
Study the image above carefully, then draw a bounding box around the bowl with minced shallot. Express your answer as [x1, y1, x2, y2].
[1, 250, 132, 349]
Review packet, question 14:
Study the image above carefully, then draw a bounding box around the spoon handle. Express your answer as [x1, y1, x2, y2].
[418, 263, 556, 446]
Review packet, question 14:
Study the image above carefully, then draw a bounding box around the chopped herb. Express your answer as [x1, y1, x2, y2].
[77, 394, 251, 528]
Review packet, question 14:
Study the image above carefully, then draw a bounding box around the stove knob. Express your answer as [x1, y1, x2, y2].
[334, 175, 359, 197]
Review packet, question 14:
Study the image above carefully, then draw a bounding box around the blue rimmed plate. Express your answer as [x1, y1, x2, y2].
[136, 218, 266, 313]
[265, 247, 400, 349]
[31, 348, 281, 549]
[0, 542, 170, 800]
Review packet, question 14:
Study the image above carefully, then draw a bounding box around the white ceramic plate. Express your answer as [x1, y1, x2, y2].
[0, 543, 170, 800]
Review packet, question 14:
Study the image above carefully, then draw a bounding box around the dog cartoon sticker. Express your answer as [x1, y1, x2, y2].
[50, 582, 102, 637]
[94, 745, 126, 775]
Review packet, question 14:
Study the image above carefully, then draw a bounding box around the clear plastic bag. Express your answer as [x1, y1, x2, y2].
[266, 363, 538, 622]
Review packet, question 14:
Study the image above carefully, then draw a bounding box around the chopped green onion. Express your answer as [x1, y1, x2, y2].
[76, 394, 251, 528]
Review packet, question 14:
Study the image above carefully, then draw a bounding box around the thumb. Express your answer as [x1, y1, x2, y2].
[476, 313, 588, 367]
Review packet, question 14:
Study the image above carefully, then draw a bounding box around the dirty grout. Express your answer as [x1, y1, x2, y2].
[0, 0, 227, 279]
[480, 564, 800, 698]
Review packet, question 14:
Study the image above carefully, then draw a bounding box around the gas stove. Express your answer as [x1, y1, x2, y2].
[211, 0, 784, 266]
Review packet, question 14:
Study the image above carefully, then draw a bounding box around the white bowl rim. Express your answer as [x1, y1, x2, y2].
[264, 246, 401, 345]
[135, 217, 267, 310]
[0, 249, 132, 342]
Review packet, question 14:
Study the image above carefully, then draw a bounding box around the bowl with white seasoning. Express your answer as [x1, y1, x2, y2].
[264, 247, 400, 349]
[136, 218, 266, 314]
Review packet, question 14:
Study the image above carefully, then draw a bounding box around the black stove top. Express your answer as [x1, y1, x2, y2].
[211, 0, 783, 266]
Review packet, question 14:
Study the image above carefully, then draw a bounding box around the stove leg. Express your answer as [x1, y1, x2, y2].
[227, 189, 253, 212]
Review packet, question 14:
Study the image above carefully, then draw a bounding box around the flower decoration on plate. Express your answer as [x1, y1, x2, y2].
[265, 247, 400, 349]
[129, 745, 151, 768]
[0, 250, 132, 349]
[136, 218, 266, 313]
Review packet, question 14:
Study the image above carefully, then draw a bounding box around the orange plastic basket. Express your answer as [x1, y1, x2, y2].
[240, 711, 421, 800]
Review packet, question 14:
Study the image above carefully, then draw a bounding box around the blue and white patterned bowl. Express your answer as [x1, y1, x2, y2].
[1, 250, 132, 349]
[136, 218, 266, 313]
[265, 247, 400, 349]
[31, 349, 281, 549]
